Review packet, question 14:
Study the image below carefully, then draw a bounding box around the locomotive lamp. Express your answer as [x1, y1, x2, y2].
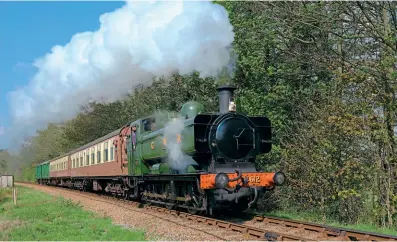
[272, 171, 286, 186]
[215, 172, 229, 189]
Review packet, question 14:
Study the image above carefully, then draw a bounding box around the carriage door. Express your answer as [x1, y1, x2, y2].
[119, 127, 131, 172]
[126, 134, 134, 175]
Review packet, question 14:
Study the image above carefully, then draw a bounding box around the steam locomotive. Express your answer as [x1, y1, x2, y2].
[35, 84, 285, 215]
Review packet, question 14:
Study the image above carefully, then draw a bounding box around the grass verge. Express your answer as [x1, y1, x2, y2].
[0, 186, 146, 241]
[261, 210, 397, 236]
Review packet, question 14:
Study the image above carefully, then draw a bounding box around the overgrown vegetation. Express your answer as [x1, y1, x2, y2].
[0, 186, 146, 241]
[2, 1, 396, 230]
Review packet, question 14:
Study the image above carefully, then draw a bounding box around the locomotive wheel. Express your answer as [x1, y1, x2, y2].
[143, 194, 152, 205]
[165, 202, 175, 210]
[187, 200, 200, 215]
[186, 185, 203, 215]
[163, 184, 175, 210]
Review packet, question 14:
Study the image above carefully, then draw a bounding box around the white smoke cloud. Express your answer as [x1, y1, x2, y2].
[8, 0, 234, 146]
[0, 127, 4, 136]
[163, 117, 197, 173]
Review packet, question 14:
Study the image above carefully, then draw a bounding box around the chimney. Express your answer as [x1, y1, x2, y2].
[217, 84, 236, 114]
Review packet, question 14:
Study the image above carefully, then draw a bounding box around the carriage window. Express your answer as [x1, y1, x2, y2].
[105, 149, 109, 161]
[86, 154, 90, 165]
[110, 147, 114, 161]
[104, 142, 109, 162]
[80, 157, 83, 167]
[91, 153, 95, 164]
[97, 151, 101, 163]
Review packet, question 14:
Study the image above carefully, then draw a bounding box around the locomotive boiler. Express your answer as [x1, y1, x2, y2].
[190, 85, 286, 212]
[36, 84, 285, 215]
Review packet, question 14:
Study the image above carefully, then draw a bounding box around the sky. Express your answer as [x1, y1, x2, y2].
[0, 1, 124, 149]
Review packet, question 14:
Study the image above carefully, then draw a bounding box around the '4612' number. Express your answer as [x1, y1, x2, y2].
[248, 176, 261, 184]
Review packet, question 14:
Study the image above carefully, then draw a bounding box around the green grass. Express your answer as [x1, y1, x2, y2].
[0, 186, 146, 241]
[261, 210, 397, 236]
[0, 188, 12, 203]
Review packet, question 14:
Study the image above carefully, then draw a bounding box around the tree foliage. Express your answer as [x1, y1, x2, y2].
[3, 1, 397, 228]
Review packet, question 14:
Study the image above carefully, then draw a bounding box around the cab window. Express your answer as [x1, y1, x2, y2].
[143, 117, 156, 132]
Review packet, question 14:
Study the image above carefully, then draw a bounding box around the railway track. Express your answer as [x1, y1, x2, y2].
[251, 215, 397, 241]
[17, 182, 305, 241]
[17, 182, 397, 241]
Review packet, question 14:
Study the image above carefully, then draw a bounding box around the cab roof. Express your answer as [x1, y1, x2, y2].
[36, 160, 50, 166]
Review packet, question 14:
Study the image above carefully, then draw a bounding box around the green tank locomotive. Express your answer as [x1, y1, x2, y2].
[115, 84, 285, 215]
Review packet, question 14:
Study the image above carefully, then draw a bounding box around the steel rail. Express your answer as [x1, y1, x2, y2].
[252, 214, 397, 241]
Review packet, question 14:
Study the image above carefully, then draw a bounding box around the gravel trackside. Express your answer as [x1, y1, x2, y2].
[17, 183, 257, 241]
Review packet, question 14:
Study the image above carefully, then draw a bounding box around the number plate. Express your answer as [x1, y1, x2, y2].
[248, 176, 261, 184]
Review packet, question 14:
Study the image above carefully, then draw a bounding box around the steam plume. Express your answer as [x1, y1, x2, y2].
[8, 0, 235, 147]
[163, 117, 197, 173]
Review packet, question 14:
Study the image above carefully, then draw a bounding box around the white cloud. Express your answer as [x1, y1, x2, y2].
[0, 127, 4, 136]
[8, 0, 235, 146]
